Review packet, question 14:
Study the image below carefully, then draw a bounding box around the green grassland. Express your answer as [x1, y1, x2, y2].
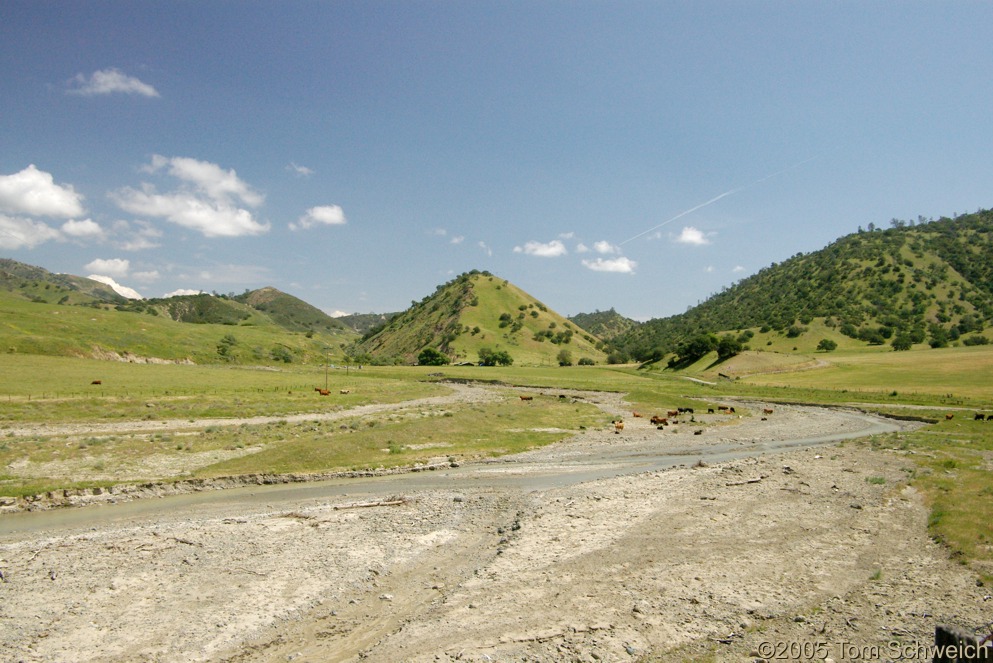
[445, 276, 607, 366]
[0, 290, 356, 365]
[2, 346, 992, 584]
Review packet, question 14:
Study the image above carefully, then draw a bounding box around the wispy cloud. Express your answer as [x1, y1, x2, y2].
[112, 155, 270, 238]
[111, 219, 162, 251]
[478, 241, 492, 257]
[287, 162, 314, 177]
[67, 68, 160, 97]
[0, 215, 61, 249]
[582, 256, 637, 273]
[291, 205, 346, 230]
[593, 240, 620, 254]
[513, 239, 567, 257]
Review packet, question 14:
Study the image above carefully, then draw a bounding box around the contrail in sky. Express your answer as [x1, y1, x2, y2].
[618, 156, 818, 247]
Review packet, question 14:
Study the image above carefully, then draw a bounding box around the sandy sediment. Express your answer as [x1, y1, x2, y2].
[1, 389, 988, 662]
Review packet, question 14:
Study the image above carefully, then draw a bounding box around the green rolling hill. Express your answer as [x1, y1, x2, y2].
[614, 210, 993, 362]
[355, 270, 608, 366]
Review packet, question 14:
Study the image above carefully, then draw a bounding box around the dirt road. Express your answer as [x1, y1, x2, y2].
[1, 385, 990, 662]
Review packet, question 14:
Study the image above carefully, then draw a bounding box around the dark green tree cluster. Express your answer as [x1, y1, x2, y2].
[417, 347, 450, 366]
[478, 347, 513, 366]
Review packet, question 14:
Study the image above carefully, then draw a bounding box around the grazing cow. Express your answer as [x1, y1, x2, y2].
[707, 408, 715, 414]
[519, 395, 533, 402]
[90, 380, 102, 385]
[694, 429, 703, 435]
[729, 407, 736, 414]
[613, 420, 625, 432]
[976, 413, 986, 421]
[340, 389, 350, 395]
[650, 415, 668, 425]
[717, 405, 730, 412]
[945, 413, 954, 420]
[667, 410, 679, 418]
[763, 408, 774, 415]
[632, 411, 643, 418]
[318, 389, 330, 396]
[987, 415, 993, 421]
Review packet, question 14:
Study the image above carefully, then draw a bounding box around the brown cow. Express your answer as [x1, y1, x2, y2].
[945, 413, 954, 420]
[90, 380, 102, 385]
[613, 420, 624, 432]
[650, 415, 668, 425]
[519, 395, 534, 402]
[763, 408, 774, 415]
[632, 411, 642, 418]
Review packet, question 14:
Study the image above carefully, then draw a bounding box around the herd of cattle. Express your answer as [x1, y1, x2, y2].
[608, 405, 751, 433]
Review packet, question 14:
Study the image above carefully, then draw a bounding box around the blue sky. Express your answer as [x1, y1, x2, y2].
[2, 2, 992, 321]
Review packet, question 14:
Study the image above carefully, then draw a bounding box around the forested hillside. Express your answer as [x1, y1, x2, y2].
[615, 210, 993, 362]
[568, 308, 638, 341]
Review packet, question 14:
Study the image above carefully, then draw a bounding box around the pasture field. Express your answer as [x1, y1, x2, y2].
[0, 290, 353, 365]
[0, 354, 443, 422]
[736, 344, 993, 405]
[1, 351, 992, 583]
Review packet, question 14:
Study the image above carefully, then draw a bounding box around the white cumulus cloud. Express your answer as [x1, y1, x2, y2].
[675, 226, 711, 245]
[87, 274, 143, 299]
[164, 289, 206, 298]
[593, 240, 619, 254]
[61, 218, 104, 239]
[582, 256, 638, 273]
[513, 239, 567, 257]
[0, 165, 85, 218]
[291, 205, 347, 231]
[112, 156, 269, 238]
[68, 68, 160, 97]
[85, 258, 130, 278]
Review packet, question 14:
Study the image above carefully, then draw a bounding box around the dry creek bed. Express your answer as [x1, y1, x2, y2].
[1, 383, 991, 663]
